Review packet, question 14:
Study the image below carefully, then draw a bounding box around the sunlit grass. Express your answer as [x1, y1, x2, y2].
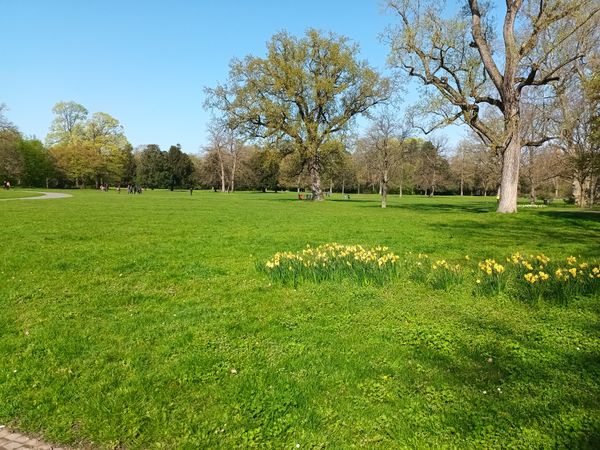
[0, 190, 599, 448]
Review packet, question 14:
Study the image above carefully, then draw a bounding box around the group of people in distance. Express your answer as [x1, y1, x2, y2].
[99, 183, 143, 194]
[125, 184, 142, 194]
[2, 180, 11, 190]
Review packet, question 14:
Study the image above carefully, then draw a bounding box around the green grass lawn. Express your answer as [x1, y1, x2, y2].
[1, 190, 599, 448]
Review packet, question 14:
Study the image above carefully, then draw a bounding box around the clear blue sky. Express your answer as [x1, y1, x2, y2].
[1, 0, 464, 154]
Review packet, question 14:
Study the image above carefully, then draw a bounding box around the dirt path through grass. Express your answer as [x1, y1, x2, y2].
[0, 192, 72, 201]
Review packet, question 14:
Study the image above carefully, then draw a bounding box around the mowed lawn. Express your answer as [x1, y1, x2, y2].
[1, 190, 599, 449]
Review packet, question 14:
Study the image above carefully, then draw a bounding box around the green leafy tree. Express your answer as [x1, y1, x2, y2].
[248, 146, 282, 192]
[49, 141, 98, 188]
[0, 105, 24, 184]
[206, 29, 390, 200]
[46, 101, 88, 146]
[136, 145, 170, 188]
[167, 144, 195, 190]
[18, 138, 54, 187]
[85, 112, 130, 186]
[46, 103, 131, 187]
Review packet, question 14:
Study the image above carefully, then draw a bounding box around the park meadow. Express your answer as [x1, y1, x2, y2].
[1, 189, 599, 448]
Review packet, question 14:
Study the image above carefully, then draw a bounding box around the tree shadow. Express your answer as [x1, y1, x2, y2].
[394, 304, 600, 447]
[538, 209, 600, 223]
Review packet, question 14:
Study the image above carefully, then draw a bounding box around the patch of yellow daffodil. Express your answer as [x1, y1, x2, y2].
[478, 259, 505, 275]
[263, 243, 400, 285]
[262, 247, 600, 297]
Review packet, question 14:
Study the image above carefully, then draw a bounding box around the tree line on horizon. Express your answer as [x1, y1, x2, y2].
[1, 1, 599, 209]
[0, 99, 577, 203]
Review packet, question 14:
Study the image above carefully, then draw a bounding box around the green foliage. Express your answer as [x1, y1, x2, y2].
[17, 138, 54, 187]
[0, 129, 24, 183]
[166, 144, 194, 189]
[584, 71, 600, 146]
[247, 146, 281, 192]
[205, 28, 390, 198]
[45, 101, 88, 146]
[46, 102, 131, 187]
[135, 144, 170, 188]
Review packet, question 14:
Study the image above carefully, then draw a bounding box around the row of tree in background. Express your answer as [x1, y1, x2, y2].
[0, 99, 589, 205]
[2, 1, 599, 210]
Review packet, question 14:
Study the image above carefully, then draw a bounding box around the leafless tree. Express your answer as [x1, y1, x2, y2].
[386, 0, 600, 212]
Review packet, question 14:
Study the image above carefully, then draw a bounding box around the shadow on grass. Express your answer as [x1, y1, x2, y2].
[428, 220, 599, 250]
[403, 307, 600, 447]
[538, 209, 600, 223]
[368, 202, 495, 214]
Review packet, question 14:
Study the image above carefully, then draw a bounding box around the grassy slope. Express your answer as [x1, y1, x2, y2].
[0, 190, 599, 449]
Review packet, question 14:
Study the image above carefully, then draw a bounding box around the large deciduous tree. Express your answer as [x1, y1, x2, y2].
[386, 0, 600, 212]
[135, 144, 170, 188]
[205, 29, 390, 200]
[0, 104, 23, 183]
[167, 144, 195, 190]
[46, 101, 88, 146]
[46, 102, 131, 187]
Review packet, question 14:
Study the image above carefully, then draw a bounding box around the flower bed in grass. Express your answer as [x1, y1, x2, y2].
[260, 245, 600, 303]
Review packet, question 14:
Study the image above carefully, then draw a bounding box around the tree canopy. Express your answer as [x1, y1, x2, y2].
[205, 28, 391, 200]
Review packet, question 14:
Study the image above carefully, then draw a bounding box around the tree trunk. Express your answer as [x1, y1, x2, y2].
[381, 171, 388, 208]
[341, 177, 345, 195]
[590, 174, 597, 206]
[574, 175, 588, 208]
[230, 155, 237, 193]
[460, 155, 464, 196]
[497, 133, 521, 213]
[308, 158, 323, 201]
[219, 160, 226, 193]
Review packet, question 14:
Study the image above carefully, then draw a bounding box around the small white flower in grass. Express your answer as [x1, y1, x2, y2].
[482, 390, 487, 394]
[230, 368, 237, 375]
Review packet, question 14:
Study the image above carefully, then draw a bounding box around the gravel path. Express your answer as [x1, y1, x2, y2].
[0, 426, 68, 450]
[0, 192, 72, 201]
